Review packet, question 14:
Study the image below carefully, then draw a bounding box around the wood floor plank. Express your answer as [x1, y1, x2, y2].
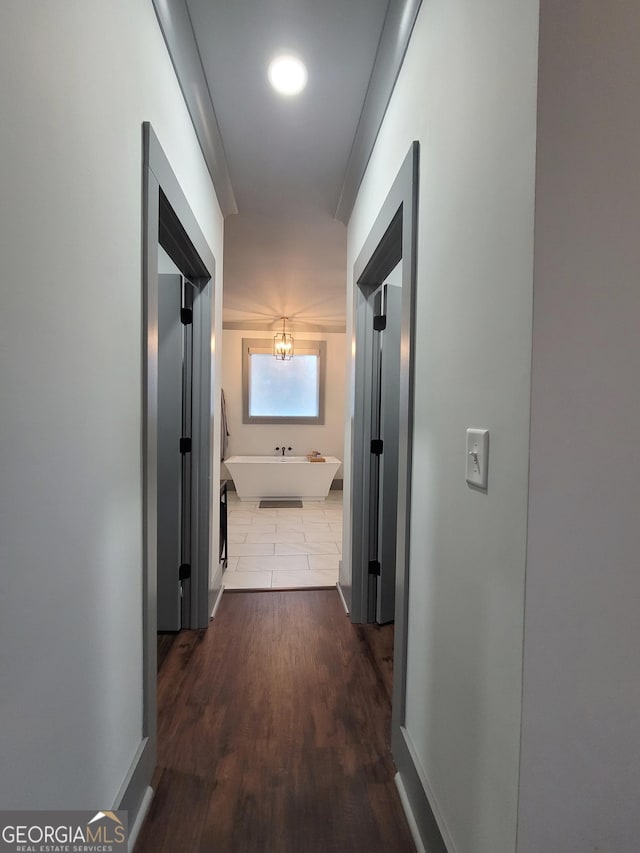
[357, 622, 395, 703]
[156, 633, 177, 673]
[136, 590, 415, 853]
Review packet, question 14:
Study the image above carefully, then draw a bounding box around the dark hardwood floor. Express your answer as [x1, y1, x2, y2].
[157, 632, 178, 672]
[357, 622, 395, 704]
[138, 590, 415, 853]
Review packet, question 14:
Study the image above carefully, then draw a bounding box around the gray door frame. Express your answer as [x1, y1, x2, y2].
[349, 142, 446, 850]
[349, 141, 418, 733]
[154, 144, 213, 633]
[116, 122, 218, 820]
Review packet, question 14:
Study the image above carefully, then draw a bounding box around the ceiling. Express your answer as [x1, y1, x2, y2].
[186, 0, 389, 218]
[154, 0, 421, 330]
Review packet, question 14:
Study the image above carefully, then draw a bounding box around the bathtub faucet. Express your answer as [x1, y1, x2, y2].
[275, 446, 292, 456]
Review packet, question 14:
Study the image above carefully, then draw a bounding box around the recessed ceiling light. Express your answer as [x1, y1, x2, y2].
[267, 54, 308, 97]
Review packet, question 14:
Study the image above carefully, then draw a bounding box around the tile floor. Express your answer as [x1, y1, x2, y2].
[223, 490, 343, 591]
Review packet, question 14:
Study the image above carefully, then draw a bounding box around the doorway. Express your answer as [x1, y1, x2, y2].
[154, 208, 213, 633]
[116, 123, 220, 822]
[348, 142, 418, 760]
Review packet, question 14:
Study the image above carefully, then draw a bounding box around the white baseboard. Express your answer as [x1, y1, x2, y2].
[113, 737, 155, 852]
[400, 727, 456, 852]
[392, 726, 452, 852]
[209, 568, 225, 619]
[396, 772, 427, 853]
[129, 785, 153, 851]
[336, 581, 349, 615]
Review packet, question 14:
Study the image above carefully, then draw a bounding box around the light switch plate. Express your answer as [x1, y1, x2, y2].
[466, 429, 489, 490]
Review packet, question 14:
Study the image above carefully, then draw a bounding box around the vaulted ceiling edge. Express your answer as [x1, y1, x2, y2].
[334, 0, 423, 224]
[151, 0, 238, 217]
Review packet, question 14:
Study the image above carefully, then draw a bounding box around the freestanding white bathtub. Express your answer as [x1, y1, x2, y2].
[224, 455, 341, 501]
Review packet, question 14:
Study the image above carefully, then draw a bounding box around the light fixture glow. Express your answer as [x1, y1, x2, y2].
[268, 54, 308, 96]
[274, 317, 294, 360]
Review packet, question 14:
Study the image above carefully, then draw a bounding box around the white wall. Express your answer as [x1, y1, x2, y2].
[221, 329, 346, 476]
[0, 0, 223, 810]
[518, 3, 640, 850]
[345, 1, 539, 850]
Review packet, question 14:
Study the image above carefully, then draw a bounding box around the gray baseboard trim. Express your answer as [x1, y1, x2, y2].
[336, 581, 350, 615]
[393, 726, 451, 852]
[209, 570, 225, 619]
[114, 737, 155, 845]
[129, 785, 153, 851]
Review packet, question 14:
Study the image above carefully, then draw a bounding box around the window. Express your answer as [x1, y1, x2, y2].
[242, 338, 326, 424]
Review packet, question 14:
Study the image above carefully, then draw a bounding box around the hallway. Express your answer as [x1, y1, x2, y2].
[3, 4, 639, 850]
[137, 590, 415, 852]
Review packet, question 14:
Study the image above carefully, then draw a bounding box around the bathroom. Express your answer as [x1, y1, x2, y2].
[220, 326, 347, 591]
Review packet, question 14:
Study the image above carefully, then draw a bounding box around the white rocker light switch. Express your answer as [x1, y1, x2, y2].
[466, 429, 489, 490]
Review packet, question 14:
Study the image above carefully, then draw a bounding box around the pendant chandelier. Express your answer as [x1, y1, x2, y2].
[273, 316, 294, 360]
